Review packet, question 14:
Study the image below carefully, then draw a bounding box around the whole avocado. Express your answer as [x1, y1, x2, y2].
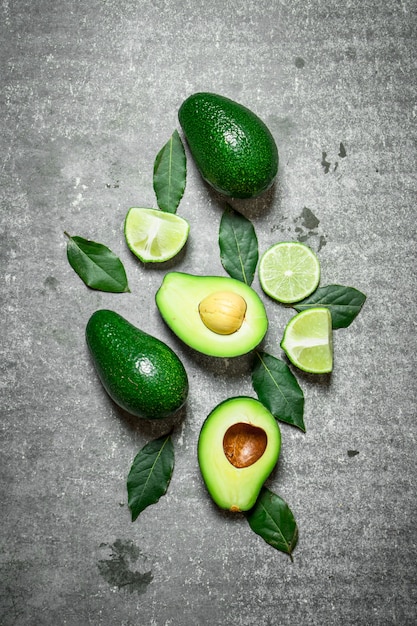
[178, 92, 278, 198]
[86, 309, 188, 419]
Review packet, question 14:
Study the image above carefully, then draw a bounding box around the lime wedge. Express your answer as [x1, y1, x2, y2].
[280, 307, 333, 374]
[124, 207, 189, 263]
[259, 241, 320, 303]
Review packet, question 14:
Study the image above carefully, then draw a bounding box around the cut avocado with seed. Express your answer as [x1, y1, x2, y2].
[178, 92, 278, 198]
[155, 272, 268, 357]
[86, 309, 188, 419]
[198, 396, 281, 512]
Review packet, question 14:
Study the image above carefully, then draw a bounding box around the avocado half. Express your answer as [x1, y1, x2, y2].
[198, 396, 281, 512]
[155, 272, 268, 357]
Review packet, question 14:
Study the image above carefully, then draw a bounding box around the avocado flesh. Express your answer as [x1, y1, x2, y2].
[178, 92, 278, 199]
[86, 309, 188, 419]
[155, 272, 268, 357]
[198, 397, 281, 512]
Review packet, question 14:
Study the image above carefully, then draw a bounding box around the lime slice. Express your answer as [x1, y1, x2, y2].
[280, 307, 333, 374]
[259, 242, 320, 303]
[124, 207, 189, 263]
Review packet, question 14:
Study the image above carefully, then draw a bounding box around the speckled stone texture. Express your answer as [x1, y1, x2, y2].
[1, 1, 416, 624]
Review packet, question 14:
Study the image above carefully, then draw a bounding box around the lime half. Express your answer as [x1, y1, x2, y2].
[259, 241, 320, 303]
[124, 207, 189, 263]
[280, 307, 333, 374]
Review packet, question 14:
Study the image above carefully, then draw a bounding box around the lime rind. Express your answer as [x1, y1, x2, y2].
[280, 307, 333, 374]
[259, 241, 320, 304]
[124, 207, 190, 263]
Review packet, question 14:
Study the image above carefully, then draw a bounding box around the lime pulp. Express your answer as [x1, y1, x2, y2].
[280, 307, 333, 374]
[124, 207, 189, 263]
[259, 241, 320, 304]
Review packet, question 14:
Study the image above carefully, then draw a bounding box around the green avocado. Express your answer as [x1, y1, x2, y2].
[86, 309, 188, 419]
[155, 272, 268, 357]
[198, 396, 281, 512]
[178, 92, 278, 198]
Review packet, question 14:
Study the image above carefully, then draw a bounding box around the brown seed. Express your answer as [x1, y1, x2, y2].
[223, 422, 267, 468]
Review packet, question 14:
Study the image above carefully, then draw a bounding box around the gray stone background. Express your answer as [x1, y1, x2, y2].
[1, 1, 416, 624]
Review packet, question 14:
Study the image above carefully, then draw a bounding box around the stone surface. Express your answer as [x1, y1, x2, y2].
[1, 1, 416, 624]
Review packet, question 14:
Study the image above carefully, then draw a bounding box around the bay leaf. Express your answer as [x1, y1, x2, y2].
[294, 284, 366, 328]
[252, 351, 305, 431]
[219, 206, 258, 285]
[127, 434, 174, 522]
[245, 487, 298, 560]
[153, 129, 186, 214]
[65, 232, 130, 293]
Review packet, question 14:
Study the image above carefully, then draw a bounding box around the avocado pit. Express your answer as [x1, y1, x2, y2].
[198, 290, 247, 335]
[223, 422, 268, 468]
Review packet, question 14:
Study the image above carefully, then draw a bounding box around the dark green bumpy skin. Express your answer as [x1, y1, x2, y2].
[86, 310, 188, 419]
[178, 92, 278, 199]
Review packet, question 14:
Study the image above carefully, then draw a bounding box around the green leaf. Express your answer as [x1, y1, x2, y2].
[65, 232, 130, 293]
[153, 129, 186, 214]
[127, 434, 174, 522]
[245, 487, 298, 560]
[219, 206, 258, 285]
[294, 284, 367, 329]
[252, 351, 305, 431]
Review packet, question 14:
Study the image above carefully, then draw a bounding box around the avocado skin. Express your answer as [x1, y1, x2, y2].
[86, 309, 188, 419]
[178, 92, 278, 199]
